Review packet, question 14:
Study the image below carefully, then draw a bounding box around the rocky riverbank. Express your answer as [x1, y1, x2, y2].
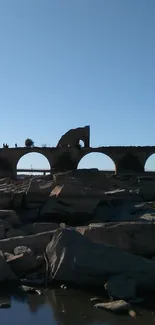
[0, 170, 155, 312]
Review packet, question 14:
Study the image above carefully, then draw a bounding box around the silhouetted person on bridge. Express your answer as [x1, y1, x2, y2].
[3, 143, 9, 148]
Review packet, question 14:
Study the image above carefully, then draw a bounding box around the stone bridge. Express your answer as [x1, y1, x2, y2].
[0, 146, 155, 178]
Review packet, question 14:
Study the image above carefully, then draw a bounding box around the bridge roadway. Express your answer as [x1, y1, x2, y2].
[0, 146, 155, 178]
[17, 169, 51, 173]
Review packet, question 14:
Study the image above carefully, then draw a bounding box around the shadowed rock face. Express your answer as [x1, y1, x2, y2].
[0, 170, 155, 300]
[46, 228, 155, 298]
[76, 222, 155, 257]
[0, 252, 17, 282]
[0, 230, 55, 254]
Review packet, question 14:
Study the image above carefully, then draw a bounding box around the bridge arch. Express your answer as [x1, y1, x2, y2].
[16, 152, 51, 176]
[77, 152, 116, 172]
[144, 153, 155, 171]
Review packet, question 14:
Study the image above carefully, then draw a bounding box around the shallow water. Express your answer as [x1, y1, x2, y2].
[0, 288, 155, 325]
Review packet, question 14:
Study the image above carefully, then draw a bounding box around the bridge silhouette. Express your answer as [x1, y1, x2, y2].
[1, 145, 155, 178]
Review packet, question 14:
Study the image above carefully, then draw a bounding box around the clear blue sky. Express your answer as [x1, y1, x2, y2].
[0, 0, 155, 170]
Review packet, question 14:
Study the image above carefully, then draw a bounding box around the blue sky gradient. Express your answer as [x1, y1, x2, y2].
[0, 0, 155, 170]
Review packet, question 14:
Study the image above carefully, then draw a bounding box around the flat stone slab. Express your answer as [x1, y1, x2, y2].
[94, 300, 131, 313]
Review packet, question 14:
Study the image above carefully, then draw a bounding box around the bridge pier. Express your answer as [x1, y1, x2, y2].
[115, 154, 145, 174]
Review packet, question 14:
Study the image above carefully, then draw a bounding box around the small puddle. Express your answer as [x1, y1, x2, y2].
[0, 288, 155, 325]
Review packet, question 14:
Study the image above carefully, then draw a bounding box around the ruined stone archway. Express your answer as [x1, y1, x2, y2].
[145, 153, 155, 172]
[78, 152, 116, 172]
[16, 152, 51, 177]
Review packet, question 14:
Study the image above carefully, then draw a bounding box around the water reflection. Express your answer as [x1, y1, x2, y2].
[0, 288, 155, 325]
[46, 289, 117, 325]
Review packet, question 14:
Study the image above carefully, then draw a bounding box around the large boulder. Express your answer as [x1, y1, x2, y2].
[50, 185, 100, 212]
[0, 225, 5, 240]
[6, 229, 26, 239]
[92, 199, 155, 223]
[0, 251, 16, 282]
[20, 223, 59, 236]
[7, 253, 37, 275]
[0, 210, 21, 227]
[24, 190, 49, 209]
[11, 192, 24, 209]
[138, 184, 155, 201]
[46, 228, 155, 296]
[40, 184, 99, 223]
[20, 224, 34, 235]
[40, 196, 94, 225]
[6, 246, 44, 276]
[0, 220, 12, 232]
[104, 275, 136, 300]
[0, 192, 12, 209]
[39, 196, 63, 217]
[0, 230, 55, 254]
[19, 208, 40, 223]
[76, 222, 155, 257]
[31, 223, 58, 234]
